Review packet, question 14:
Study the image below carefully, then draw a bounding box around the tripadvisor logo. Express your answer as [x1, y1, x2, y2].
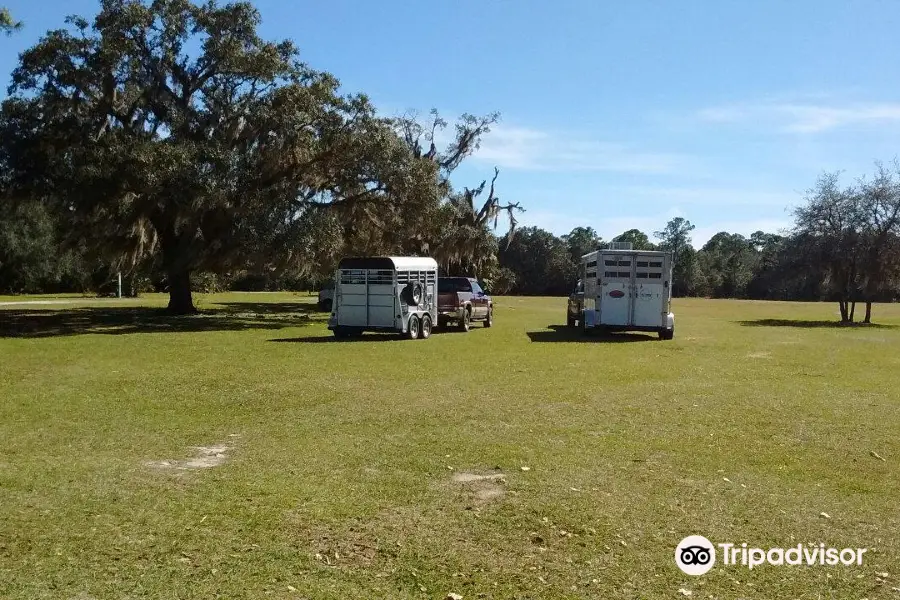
[675, 535, 868, 575]
[675, 535, 716, 575]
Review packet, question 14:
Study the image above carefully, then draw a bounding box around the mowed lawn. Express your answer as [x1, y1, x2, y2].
[1, 294, 899, 599]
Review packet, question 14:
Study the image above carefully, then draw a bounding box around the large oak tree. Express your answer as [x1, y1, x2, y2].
[1, 0, 439, 313]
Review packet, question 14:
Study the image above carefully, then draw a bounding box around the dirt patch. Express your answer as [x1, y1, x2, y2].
[146, 436, 238, 471]
[451, 471, 507, 503]
[747, 351, 771, 359]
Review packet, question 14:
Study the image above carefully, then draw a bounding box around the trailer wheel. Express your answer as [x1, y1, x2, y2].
[658, 326, 674, 340]
[458, 307, 471, 332]
[567, 314, 576, 327]
[403, 282, 424, 306]
[420, 314, 432, 339]
[333, 326, 351, 339]
[407, 314, 420, 339]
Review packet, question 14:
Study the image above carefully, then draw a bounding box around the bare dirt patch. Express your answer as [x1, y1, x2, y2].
[451, 471, 507, 503]
[146, 435, 239, 471]
[747, 351, 771, 359]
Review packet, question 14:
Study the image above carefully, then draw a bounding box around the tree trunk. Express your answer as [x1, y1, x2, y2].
[166, 269, 196, 314]
[849, 301, 856, 323]
[839, 300, 848, 322]
[864, 301, 872, 323]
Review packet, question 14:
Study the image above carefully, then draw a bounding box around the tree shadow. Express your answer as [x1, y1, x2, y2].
[526, 325, 657, 343]
[213, 300, 324, 314]
[0, 306, 317, 339]
[737, 319, 898, 329]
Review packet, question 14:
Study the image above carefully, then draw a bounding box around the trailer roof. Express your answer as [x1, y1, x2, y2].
[581, 249, 671, 259]
[338, 256, 438, 270]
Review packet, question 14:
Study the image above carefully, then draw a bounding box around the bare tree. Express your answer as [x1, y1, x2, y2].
[793, 164, 900, 323]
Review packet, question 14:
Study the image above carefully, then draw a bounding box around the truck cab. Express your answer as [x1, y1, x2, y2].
[437, 276, 493, 332]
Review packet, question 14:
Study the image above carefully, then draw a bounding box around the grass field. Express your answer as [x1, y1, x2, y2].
[2, 294, 899, 599]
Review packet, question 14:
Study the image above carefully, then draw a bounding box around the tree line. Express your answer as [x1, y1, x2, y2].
[494, 163, 900, 325]
[2, 1, 899, 323]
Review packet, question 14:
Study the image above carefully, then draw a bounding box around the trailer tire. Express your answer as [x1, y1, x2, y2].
[333, 326, 351, 339]
[658, 326, 674, 340]
[420, 314, 432, 339]
[403, 282, 424, 306]
[407, 314, 420, 340]
[567, 314, 576, 327]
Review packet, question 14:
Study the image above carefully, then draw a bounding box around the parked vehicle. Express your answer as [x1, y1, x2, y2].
[567, 279, 584, 327]
[581, 243, 675, 339]
[327, 256, 437, 339]
[437, 276, 493, 331]
[317, 280, 334, 312]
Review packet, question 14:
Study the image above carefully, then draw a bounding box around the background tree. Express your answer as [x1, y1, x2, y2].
[395, 110, 523, 276]
[612, 228, 656, 250]
[853, 164, 900, 322]
[697, 232, 756, 298]
[793, 172, 869, 322]
[498, 227, 574, 295]
[561, 226, 602, 268]
[654, 217, 696, 296]
[1, 7, 21, 34]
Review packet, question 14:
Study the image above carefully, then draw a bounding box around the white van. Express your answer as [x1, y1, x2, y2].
[581, 245, 675, 339]
[327, 256, 438, 339]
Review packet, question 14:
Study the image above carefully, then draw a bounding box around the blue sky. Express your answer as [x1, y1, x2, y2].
[3, 0, 900, 248]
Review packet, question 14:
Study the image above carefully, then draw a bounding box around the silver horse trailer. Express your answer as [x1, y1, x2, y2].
[581, 243, 675, 340]
[327, 256, 438, 339]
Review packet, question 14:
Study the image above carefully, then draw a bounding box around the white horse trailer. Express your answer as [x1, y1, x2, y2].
[327, 256, 438, 340]
[581, 244, 675, 340]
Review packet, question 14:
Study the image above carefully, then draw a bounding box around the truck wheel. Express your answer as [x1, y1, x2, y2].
[407, 314, 420, 340]
[567, 314, 575, 327]
[484, 306, 493, 327]
[458, 308, 471, 332]
[319, 299, 332, 312]
[420, 314, 432, 339]
[403, 282, 423, 306]
[658, 326, 674, 340]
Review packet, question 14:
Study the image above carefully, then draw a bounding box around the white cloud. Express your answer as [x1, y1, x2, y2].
[697, 101, 900, 134]
[611, 185, 802, 208]
[473, 124, 694, 173]
[419, 115, 694, 174]
[468, 125, 690, 174]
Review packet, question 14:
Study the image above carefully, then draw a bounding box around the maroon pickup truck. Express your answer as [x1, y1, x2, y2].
[437, 276, 493, 332]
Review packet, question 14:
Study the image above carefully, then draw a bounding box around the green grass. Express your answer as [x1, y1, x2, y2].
[1, 294, 899, 599]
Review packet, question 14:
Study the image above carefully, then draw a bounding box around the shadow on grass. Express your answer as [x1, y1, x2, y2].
[0, 306, 317, 338]
[737, 319, 898, 329]
[214, 300, 323, 315]
[270, 322, 490, 343]
[526, 325, 656, 343]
